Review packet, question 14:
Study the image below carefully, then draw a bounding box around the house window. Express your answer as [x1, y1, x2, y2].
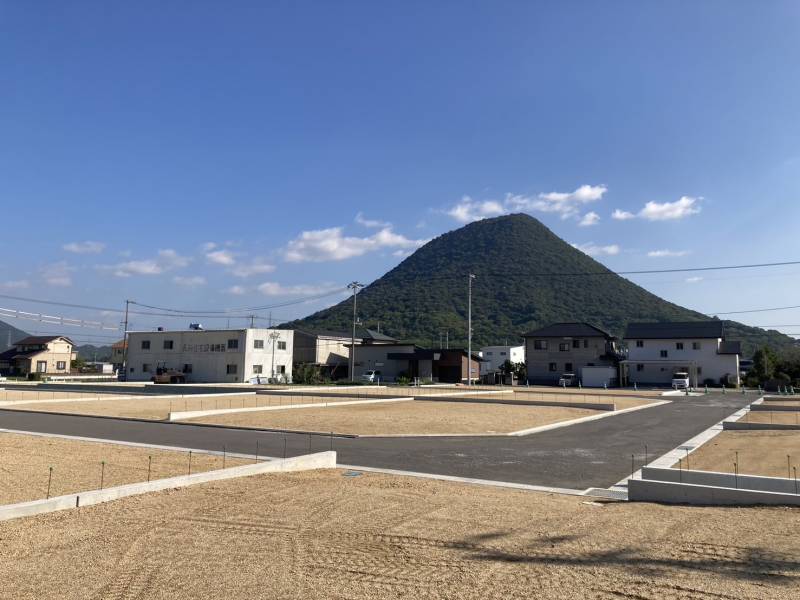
[548, 362, 557, 372]
[534, 340, 547, 350]
[277, 365, 286, 374]
[227, 339, 239, 350]
[660, 350, 668, 358]
[572, 340, 581, 349]
[56, 361, 66, 370]
[636, 364, 644, 372]
[163, 340, 174, 350]
[584, 339, 589, 348]
[559, 342, 569, 352]
[254, 339, 264, 349]
[142, 363, 151, 373]
[129, 367, 135, 373]
[486, 351, 493, 356]
[183, 364, 193, 374]
[565, 362, 573, 372]
[277, 341, 287, 350]
[676, 342, 684, 350]
[226, 364, 238, 375]
[141, 340, 150, 350]
[636, 340, 644, 348]
[693, 342, 701, 350]
[499, 351, 506, 356]
[253, 364, 263, 374]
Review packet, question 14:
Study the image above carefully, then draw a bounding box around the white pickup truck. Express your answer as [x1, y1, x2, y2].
[671, 371, 690, 390]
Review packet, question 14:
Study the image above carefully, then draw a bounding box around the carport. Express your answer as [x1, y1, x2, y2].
[619, 359, 699, 388]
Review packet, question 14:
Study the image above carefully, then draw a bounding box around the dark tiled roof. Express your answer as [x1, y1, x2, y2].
[624, 321, 724, 340]
[0, 348, 43, 361]
[718, 340, 742, 355]
[13, 335, 74, 346]
[522, 322, 614, 339]
[295, 327, 398, 342]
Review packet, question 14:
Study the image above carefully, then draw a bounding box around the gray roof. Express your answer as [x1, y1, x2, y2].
[624, 321, 724, 340]
[522, 322, 614, 339]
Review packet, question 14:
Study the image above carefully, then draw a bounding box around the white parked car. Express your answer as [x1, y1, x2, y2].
[558, 372, 576, 387]
[361, 370, 381, 383]
[672, 372, 690, 390]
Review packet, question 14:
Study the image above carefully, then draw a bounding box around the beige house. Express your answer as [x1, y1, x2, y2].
[0, 336, 76, 377]
[293, 327, 399, 379]
[523, 323, 618, 385]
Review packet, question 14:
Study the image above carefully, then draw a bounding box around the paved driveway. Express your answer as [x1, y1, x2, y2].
[0, 392, 752, 490]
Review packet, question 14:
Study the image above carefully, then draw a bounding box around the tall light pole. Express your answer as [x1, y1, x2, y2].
[468, 274, 475, 386]
[268, 330, 280, 381]
[121, 299, 130, 381]
[347, 282, 364, 382]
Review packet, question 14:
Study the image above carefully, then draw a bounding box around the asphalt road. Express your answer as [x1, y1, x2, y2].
[0, 392, 753, 490]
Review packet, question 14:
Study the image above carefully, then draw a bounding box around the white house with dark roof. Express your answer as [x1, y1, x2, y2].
[620, 321, 740, 388]
[522, 323, 618, 385]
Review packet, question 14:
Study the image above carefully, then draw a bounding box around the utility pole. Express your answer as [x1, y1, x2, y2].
[347, 282, 364, 382]
[468, 274, 475, 386]
[268, 330, 280, 380]
[121, 299, 130, 381]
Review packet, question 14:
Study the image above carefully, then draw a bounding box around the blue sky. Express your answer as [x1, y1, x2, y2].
[1, 2, 800, 343]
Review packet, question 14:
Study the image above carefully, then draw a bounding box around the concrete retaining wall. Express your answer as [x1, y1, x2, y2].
[257, 389, 399, 400]
[169, 397, 413, 420]
[424, 396, 615, 411]
[750, 403, 800, 412]
[629, 478, 800, 506]
[640, 466, 800, 495]
[0, 451, 336, 522]
[723, 421, 800, 431]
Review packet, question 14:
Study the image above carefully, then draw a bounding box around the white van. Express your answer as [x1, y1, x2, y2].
[672, 372, 690, 390]
[361, 370, 381, 383]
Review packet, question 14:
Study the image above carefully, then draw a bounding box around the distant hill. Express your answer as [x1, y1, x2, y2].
[75, 344, 113, 362]
[286, 214, 795, 357]
[0, 320, 29, 352]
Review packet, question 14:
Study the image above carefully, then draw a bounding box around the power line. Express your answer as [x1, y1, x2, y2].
[711, 304, 800, 316]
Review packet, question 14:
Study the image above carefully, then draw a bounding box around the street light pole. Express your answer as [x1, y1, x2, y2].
[347, 282, 364, 382]
[268, 330, 280, 381]
[468, 274, 475, 386]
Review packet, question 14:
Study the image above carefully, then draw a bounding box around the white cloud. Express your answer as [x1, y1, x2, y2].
[0, 279, 30, 290]
[63, 241, 106, 254]
[647, 249, 691, 258]
[284, 227, 427, 263]
[202, 242, 217, 252]
[639, 196, 701, 221]
[578, 211, 600, 227]
[611, 209, 636, 220]
[447, 196, 507, 223]
[102, 249, 190, 278]
[230, 259, 276, 278]
[206, 249, 236, 266]
[355, 212, 391, 228]
[257, 281, 344, 297]
[685, 276, 703, 283]
[40, 261, 75, 287]
[447, 184, 607, 223]
[392, 249, 414, 258]
[226, 285, 247, 295]
[173, 275, 206, 287]
[571, 242, 620, 257]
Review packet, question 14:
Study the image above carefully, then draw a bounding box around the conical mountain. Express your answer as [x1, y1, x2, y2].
[287, 214, 791, 356]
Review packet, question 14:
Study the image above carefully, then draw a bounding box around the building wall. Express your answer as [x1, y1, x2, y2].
[625, 337, 740, 385]
[479, 345, 525, 374]
[525, 335, 614, 384]
[125, 329, 293, 383]
[352, 344, 416, 381]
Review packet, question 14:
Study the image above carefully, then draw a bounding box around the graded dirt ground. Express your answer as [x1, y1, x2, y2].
[675, 430, 800, 478]
[1, 469, 798, 599]
[0, 432, 248, 505]
[282, 384, 664, 398]
[0, 393, 367, 420]
[0, 389, 130, 403]
[187, 400, 602, 435]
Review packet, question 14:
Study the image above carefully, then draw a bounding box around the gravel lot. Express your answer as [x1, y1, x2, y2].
[0, 431, 247, 504]
[188, 400, 602, 435]
[1, 468, 798, 599]
[676, 430, 800, 478]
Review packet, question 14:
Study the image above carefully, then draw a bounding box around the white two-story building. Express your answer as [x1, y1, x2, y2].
[125, 327, 294, 383]
[620, 321, 740, 388]
[479, 345, 525, 375]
